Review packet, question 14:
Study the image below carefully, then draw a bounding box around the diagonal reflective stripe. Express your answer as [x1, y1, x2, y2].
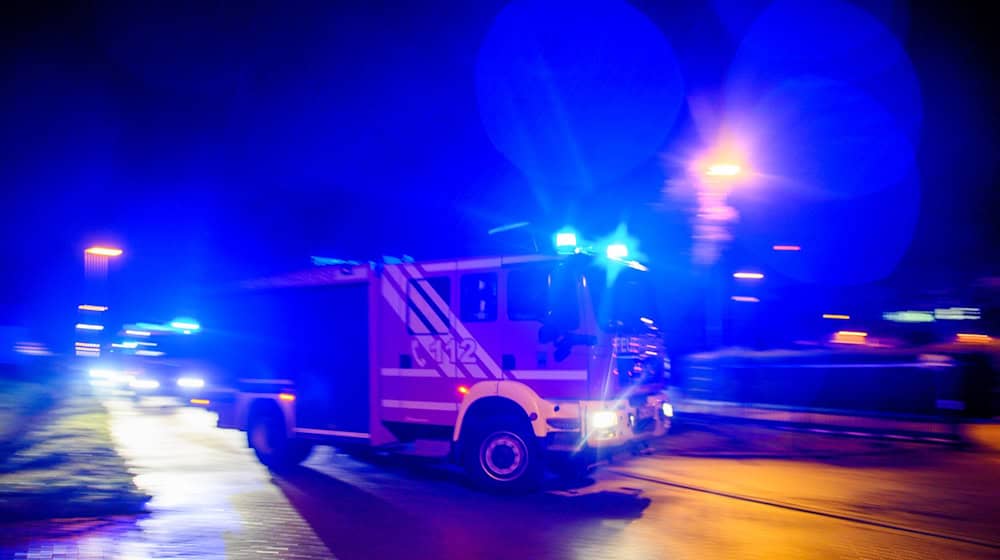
[463, 363, 488, 379]
[386, 266, 448, 335]
[381, 271, 447, 377]
[405, 264, 503, 378]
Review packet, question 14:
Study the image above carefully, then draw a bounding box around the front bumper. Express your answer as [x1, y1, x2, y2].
[545, 392, 672, 452]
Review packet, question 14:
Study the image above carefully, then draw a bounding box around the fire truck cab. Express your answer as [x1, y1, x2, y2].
[211, 242, 671, 491]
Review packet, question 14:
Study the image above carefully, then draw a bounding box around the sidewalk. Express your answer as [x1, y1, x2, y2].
[0, 398, 333, 560]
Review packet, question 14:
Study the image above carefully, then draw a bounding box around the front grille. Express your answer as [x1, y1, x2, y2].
[634, 417, 655, 433]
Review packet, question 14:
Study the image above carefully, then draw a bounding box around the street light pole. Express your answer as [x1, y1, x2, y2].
[79, 246, 123, 357]
[692, 162, 743, 348]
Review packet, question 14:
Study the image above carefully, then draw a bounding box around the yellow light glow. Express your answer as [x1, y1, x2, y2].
[822, 314, 851, 320]
[706, 163, 742, 177]
[278, 393, 296, 402]
[85, 247, 123, 256]
[78, 304, 109, 312]
[190, 398, 210, 405]
[832, 330, 868, 345]
[458, 385, 470, 395]
[956, 333, 991, 343]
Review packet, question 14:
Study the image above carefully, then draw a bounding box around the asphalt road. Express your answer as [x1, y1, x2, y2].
[4, 397, 999, 560]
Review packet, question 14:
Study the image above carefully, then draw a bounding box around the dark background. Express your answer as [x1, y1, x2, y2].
[1, 0, 996, 346]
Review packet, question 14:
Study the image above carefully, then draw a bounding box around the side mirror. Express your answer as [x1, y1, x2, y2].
[554, 343, 572, 362]
[538, 324, 560, 344]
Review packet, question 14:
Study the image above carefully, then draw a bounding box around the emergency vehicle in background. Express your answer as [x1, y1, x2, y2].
[206, 231, 672, 491]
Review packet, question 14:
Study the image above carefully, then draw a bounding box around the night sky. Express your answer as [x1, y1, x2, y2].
[1, 0, 997, 339]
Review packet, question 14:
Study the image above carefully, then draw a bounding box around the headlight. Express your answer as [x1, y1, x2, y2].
[130, 378, 160, 390]
[89, 369, 114, 379]
[590, 410, 618, 430]
[177, 377, 205, 389]
[661, 402, 674, 418]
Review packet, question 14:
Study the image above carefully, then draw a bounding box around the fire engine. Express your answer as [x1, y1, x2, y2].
[207, 232, 672, 491]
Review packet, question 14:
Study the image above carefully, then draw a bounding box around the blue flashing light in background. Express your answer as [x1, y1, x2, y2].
[169, 319, 200, 331]
[720, 0, 923, 287]
[476, 0, 684, 195]
[606, 243, 629, 260]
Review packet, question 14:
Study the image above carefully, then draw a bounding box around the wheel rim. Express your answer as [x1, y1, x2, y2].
[480, 431, 528, 481]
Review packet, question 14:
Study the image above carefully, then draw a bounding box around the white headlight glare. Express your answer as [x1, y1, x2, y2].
[130, 378, 160, 390]
[662, 403, 674, 418]
[590, 410, 618, 430]
[177, 377, 205, 389]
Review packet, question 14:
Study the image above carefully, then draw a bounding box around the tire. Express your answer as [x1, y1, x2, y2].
[463, 415, 543, 492]
[247, 406, 313, 471]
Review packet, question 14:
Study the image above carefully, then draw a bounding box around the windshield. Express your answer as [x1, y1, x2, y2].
[587, 266, 659, 333]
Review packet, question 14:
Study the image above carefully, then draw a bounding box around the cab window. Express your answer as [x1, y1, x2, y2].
[507, 265, 579, 329]
[460, 273, 497, 322]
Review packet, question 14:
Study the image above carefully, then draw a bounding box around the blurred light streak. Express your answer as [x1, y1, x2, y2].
[130, 378, 160, 390]
[177, 377, 205, 389]
[85, 247, 123, 256]
[278, 393, 296, 402]
[125, 329, 152, 337]
[170, 320, 201, 331]
[733, 272, 764, 279]
[135, 350, 164, 357]
[488, 222, 531, 235]
[640, 317, 654, 325]
[956, 333, 991, 344]
[75, 342, 100, 348]
[822, 314, 850, 320]
[883, 310, 935, 323]
[731, 296, 759, 303]
[76, 323, 104, 331]
[934, 307, 980, 320]
[833, 330, 868, 345]
[190, 399, 210, 405]
[14, 342, 51, 356]
[78, 304, 108, 311]
[772, 245, 801, 251]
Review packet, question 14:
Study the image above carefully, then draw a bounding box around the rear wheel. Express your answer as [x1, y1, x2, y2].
[247, 405, 313, 470]
[463, 415, 543, 492]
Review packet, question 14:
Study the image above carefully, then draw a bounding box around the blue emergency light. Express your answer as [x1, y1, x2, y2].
[606, 243, 629, 260]
[554, 231, 577, 254]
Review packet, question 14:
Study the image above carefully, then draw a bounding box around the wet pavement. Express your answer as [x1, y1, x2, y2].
[0, 397, 332, 559]
[2, 397, 999, 559]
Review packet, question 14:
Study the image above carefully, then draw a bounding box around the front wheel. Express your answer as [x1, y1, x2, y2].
[463, 415, 543, 492]
[247, 407, 313, 471]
